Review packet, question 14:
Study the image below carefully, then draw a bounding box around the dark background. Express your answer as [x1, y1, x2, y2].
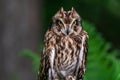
[0, 0, 120, 80]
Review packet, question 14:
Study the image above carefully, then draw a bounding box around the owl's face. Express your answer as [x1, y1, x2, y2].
[51, 7, 82, 36]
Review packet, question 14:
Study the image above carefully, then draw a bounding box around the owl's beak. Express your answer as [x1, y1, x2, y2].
[61, 29, 72, 35]
[66, 29, 70, 35]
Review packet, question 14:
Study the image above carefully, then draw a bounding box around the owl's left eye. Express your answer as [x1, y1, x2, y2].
[72, 19, 80, 26]
[56, 19, 63, 27]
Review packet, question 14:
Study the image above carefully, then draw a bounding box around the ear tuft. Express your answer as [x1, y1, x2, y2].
[60, 7, 64, 12]
[71, 7, 75, 12]
[71, 7, 80, 17]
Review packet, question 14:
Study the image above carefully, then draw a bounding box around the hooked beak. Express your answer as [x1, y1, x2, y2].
[65, 29, 71, 35]
[61, 28, 73, 35]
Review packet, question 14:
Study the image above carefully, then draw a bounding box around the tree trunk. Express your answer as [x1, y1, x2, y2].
[0, 0, 43, 80]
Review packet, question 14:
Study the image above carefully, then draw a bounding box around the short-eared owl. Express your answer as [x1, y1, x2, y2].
[37, 7, 88, 80]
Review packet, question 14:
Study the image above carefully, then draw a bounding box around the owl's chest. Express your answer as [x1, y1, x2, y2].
[54, 36, 80, 69]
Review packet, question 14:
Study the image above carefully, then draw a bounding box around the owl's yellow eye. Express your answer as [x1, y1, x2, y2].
[55, 19, 63, 27]
[73, 19, 80, 26]
[73, 21, 76, 25]
[58, 21, 62, 26]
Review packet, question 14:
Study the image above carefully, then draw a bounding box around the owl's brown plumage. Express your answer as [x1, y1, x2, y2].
[37, 7, 88, 80]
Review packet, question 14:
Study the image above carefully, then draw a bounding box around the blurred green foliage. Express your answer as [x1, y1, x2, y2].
[21, 20, 120, 80]
[20, 50, 40, 72]
[83, 21, 120, 80]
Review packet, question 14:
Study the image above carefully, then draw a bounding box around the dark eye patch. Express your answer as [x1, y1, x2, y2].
[55, 19, 63, 26]
[75, 19, 80, 26]
[73, 19, 81, 26]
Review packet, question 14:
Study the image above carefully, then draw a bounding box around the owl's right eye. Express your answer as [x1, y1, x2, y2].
[56, 19, 63, 27]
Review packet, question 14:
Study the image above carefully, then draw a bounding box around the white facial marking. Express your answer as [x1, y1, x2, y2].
[70, 18, 76, 27]
[59, 18, 66, 27]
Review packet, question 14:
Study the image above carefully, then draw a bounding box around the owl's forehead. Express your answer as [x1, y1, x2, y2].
[63, 11, 73, 17]
[61, 11, 73, 23]
[53, 10, 80, 24]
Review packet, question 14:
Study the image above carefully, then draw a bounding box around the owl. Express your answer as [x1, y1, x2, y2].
[37, 7, 88, 80]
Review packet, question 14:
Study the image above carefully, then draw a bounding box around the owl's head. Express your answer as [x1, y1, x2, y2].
[51, 7, 82, 36]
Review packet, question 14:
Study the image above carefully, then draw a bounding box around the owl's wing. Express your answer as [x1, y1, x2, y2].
[76, 34, 88, 80]
[38, 48, 56, 80]
[37, 31, 56, 80]
[37, 50, 50, 80]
